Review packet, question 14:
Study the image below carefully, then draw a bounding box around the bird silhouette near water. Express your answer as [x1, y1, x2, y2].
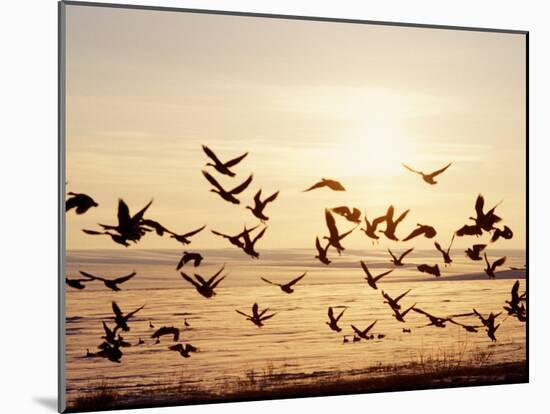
[465, 244, 486, 261]
[417, 264, 441, 277]
[261, 272, 306, 294]
[180, 265, 227, 298]
[176, 252, 203, 269]
[483, 253, 506, 278]
[350, 320, 378, 340]
[167, 225, 206, 245]
[324, 209, 357, 254]
[434, 234, 455, 266]
[360, 211, 387, 243]
[314, 236, 331, 265]
[379, 205, 409, 241]
[402, 224, 437, 242]
[79, 271, 137, 291]
[388, 248, 414, 266]
[326, 307, 347, 332]
[236, 303, 277, 327]
[246, 189, 279, 222]
[360, 261, 393, 290]
[111, 301, 145, 332]
[151, 326, 180, 342]
[331, 206, 361, 223]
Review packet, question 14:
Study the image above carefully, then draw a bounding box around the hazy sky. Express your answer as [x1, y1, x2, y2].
[65, 4, 526, 250]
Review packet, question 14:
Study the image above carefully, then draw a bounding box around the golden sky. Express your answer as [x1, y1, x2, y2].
[65, 5, 526, 250]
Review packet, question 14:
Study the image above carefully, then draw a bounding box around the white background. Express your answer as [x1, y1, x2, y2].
[0, 0, 545, 413]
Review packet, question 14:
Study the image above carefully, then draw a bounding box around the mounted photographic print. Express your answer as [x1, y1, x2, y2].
[59, 1, 528, 412]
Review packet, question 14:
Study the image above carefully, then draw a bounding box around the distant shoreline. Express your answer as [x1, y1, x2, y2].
[66, 360, 526, 412]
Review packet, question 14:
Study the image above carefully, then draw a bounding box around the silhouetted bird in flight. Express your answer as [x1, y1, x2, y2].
[66, 192, 98, 214]
[504, 280, 527, 322]
[360, 211, 387, 243]
[202, 145, 248, 177]
[94, 342, 122, 363]
[326, 307, 346, 332]
[180, 265, 227, 298]
[324, 209, 356, 254]
[391, 303, 416, 323]
[456, 224, 483, 237]
[471, 194, 502, 232]
[241, 226, 267, 258]
[211, 225, 259, 249]
[79, 271, 136, 291]
[176, 252, 203, 270]
[379, 205, 410, 241]
[388, 248, 414, 266]
[65, 276, 92, 290]
[483, 253, 506, 278]
[314, 237, 331, 265]
[402, 162, 452, 185]
[151, 326, 180, 342]
[303, 178, 346, 192]
[360, 261, 393, 290]
[510, 265, 527, 271]
[246, 189, 279, 222]
[417, 264, 441, 277]
[491, 225, 513, 243]
[465, 244, 486, 261]
[167, 225, 206, 245]
[382, 289, 411, 311]
[202, 170, 253, 204]
[473, 309, 501, 341]
[350, 320, 377, 340]
[169, 343, 198, 358]
[111, 301, 144, 332]
[402, 224, 437, 242]
[261, 272, 306, 294]
[412, 308, 448, 328]
[331, 206, 361, 224]
[85, 199, 153, 246]
[434, 234, 455, 266]
[236, 303, 276, 327]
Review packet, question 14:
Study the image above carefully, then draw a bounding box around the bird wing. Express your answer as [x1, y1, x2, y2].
[180, 272, 201, 288]
[335, 308, 346, 322]
[402, 226, 424, 242]
[252, 227, 267, 244]
[491, 256, 507, 271]
[235, 310, 252, 319]
[130, 200, 154, 226]
[211, 229, 230, 239]
[79, 271, 102, 281]
[176, 255, 185, 271]
[399, 248, 414, 261]
[264, 190, 279, 204]
[286, 272, 306, 287]
[303, 181, 326, 192]
[395, 289, 411, 302]
[360, 261, 372, 279]
[429, 162, 452, 177]
[434, 241, 445, 255]
[332, 206, 351, 216]
[387, 249, 398, 262]
[327, 307, 334, 320]
[261, 277, 278, 286]
[230, 174, 253, 195]
[371, 214, 387, 229]
[140, 219, 168, 236]
[373, 270, 393, 283]
[337, 225, 356, 241]
[364, 320, 378, 334]
[117, 199, 131, 227]
[475, 194, 485, 218]
[206, 265, 226, 285]
[402, 163, 422, 175]
[112, 301, 123, 318]
[185, 344, 198, 353]
[412, 307, 432, 317]
[511, 280, 520, 303]
[202, 145, 223, 165]
[181, 225, 206, 238]
[126, 305, 145, 319]
[210, 275, 227, 290]
[350, 325, 362, 336]
[224, 151, 249, 168]
[473, 244, 486, 254]
[65, 196, 78, 212]
[252, 189, 262, 205]
[202, 170, 226, 192]
[394, 209, 410, 226]
[260, 312, 277, 322]
[112, 272, 137, 284]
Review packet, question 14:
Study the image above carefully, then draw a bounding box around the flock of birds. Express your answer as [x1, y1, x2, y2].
[66, 145, 526, 365]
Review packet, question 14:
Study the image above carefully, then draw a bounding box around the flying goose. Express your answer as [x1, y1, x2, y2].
[350, 320, 378, 340]
[483, 253, 506, 278]
[111, 301, 145, 332]
[360, 261, 393, 290]
[202, 145, 248, 177]
[151, 326, 180, 342]
[241, 226, 267, 258]
[246, 189, 279, 222]
[412, 308, 448, 328]
[314, 236, 331, 265]
[169, 343, 198, 358]
[180, 265, 227, 298]
[360, 211, 387, 242]
[261, 272, 306, 294]
[176, 252, 203, 270]
[65, 276, 92, 290]
[417, 264, 441, 277]
[210, 225, 259, 249]
[202, 170, 253, 205]
[388, 248, 414, 266]
[402, 162, 452, 185]
[379, 205, 410, 241]
[382, 289, 411, 311]
[324, 209, 356, 254]
[402, 224, 437, 242]
[326, 307, 346, 332]
[331, 206, 361, 224]
[391, 303, 416, 323]
[465, 244, 486, 261]
[66, 192, 98, 214]
[79, 271, 136, 291]
[491, 225, 513, 243]
[168, 225, 206, 245]
[236, 303, 276, 327]
[303, 178, 345, 192]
